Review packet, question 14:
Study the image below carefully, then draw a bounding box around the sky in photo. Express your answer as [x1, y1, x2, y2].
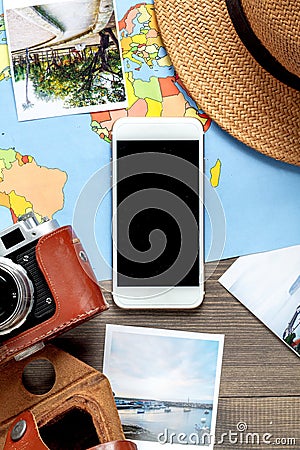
[104, 326, 221, 403]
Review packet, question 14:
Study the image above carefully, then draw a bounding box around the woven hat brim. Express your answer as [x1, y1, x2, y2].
[154, 0, 300, 165]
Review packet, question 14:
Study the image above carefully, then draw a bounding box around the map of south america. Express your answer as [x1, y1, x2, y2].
[0, 147, 67, 222]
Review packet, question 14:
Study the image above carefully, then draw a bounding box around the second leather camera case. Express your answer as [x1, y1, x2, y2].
[0, 345, 137, 450]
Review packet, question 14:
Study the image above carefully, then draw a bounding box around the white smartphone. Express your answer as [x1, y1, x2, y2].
[112, 117, 204, 309]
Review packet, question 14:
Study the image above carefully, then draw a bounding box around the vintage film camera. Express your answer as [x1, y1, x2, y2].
[0, 213, 59, 336]
[0, 212, 108, 364]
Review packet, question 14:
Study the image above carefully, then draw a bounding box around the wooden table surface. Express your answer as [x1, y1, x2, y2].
[49, 258, 300, 449]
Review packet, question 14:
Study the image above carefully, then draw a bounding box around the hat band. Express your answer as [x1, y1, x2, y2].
[226, 0, 300, 91]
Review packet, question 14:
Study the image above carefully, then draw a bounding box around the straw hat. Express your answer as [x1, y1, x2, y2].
[154, 0, 300, 165]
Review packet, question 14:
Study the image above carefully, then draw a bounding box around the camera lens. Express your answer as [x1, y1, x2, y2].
[0, 269, 19, 324]
[0, 258, 34, 335]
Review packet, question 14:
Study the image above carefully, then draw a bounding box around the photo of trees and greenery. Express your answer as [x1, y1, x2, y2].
[5, 0, 127, 120]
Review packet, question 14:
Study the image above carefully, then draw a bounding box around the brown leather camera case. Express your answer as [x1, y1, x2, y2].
[0, 226, 108, 365]
[0, 345, 137, 450]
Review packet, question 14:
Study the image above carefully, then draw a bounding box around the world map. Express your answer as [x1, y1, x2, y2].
[0, 3, 219, 227]
[90, 4, 213, 147]
[1, 0, 300, 282]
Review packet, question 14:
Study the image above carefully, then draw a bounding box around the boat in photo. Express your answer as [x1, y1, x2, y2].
[183, 398, 191, 412]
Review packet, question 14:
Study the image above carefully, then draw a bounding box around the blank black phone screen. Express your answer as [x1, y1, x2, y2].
[116, 140, 200, 287]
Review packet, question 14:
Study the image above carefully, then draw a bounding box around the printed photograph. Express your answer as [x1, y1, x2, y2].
[4, 0, 127, 121]
[219, 244, 300, 356]
[103, 325, 224, 449]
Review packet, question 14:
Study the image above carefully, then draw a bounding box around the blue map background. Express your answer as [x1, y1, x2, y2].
[1, 0, 300, 282]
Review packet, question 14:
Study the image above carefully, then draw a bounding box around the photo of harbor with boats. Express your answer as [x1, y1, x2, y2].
[103, 325, 224, 448]
[115, 397, 213, 443]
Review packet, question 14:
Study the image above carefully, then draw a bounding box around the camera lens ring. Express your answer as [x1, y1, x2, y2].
[0, 257, 34, 335]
